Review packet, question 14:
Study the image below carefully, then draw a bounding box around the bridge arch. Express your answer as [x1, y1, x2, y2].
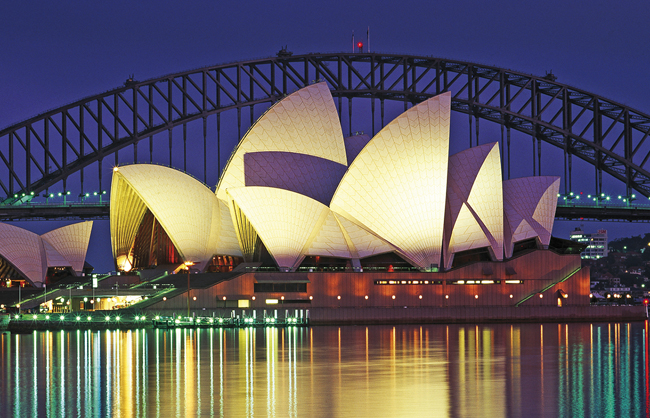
[2, 53, 650, 207]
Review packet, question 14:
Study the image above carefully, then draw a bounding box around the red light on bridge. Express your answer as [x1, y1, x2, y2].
[644, 299, 649, 305]
[357, 42, 363, 49]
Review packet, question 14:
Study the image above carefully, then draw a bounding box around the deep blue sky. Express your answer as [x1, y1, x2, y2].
[2, 0, 650, 272]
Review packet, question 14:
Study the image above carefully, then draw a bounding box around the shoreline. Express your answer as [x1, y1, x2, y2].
[2, 305, 646, 331]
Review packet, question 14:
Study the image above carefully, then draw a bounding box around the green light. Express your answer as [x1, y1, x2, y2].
[141, 316, 145, 320]
[87, 316, 91, 321]
[587, 194, 591, 198]
[105, 316, 110, 321]
[85, 193, 90, 197]
[45, 315, 50, 320]
[60, 315, 65, 320]
[632, 194, 636, 198]
[618, 195, 622, 199]
[218, 318, 223, 323]
[601, 193, 605, 197]
[21, 193, 25, 197]
[66, 191, 70, 195]
[116, 316, 120, 321]
[76, 316, 81, 321]
[569, 192, 574, 196]
[29, 191, 34, 195]
[102, 191, 106, 194]
[557, 193, 560, 197]
[155, 316, 160, 320]
[32, 315, 37, 319]
[14, 315, 19, 319]
[13, 194, 17, 198]
[93, 192, 98, 196]
[606, 197, 610, 200]
[49, 194, 54, 198]
[57, 193, 62, 197]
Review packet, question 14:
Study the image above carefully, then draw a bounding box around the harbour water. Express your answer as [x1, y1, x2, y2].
[0, 322, 647, 417]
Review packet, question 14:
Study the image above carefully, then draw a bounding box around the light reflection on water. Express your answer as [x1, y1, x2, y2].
[0, 322, 647, 417]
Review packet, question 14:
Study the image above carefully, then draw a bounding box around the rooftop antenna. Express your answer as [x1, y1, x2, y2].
[367, 26, 370, 53]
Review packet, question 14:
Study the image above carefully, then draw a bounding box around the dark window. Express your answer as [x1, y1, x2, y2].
[254, 283, 307, 293]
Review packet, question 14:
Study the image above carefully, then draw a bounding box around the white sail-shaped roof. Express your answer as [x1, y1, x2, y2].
[333, 214, 395, 259]
[443, 143, 504, 269]
[111, 165, 235, 271]
[42, 240, 71, 268]
[41, 221, 93, 274]
[331, 92, 451, 270]
[0, 223, 47, 286]
[227, 187, 333, 271]
[304, 211, 352, 258]
[216, 82, 347, 200]
[503, 176, 560, 258]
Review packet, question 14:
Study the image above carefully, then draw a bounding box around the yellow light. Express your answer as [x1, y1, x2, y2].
[474, 295, 479, 299]
[281, 296, 285, 300]
[251, 296, 256, 301]
[445, 295, 449, 299]
[391, 295, 396, 300]
[457, 280, 465, 284]
[184, 261, 195, 266]
[309, 296, 313, 300]
[163, 297, 167, 301]
[539, 294, 543, 299]
[509, 294, 513, 298]
[193, 296, 196, 301]
[266, 299, 279, 305]
[481, 280, 494, 284]
[113, 166, 119, 172]
[222, 296, 226, 301]
[337, 295, 341, 300]
[418, 295, 423, 299]
[364, 295, 368, 300]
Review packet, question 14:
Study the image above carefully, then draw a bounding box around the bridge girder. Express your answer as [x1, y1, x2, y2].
[2, 53, 650, 208]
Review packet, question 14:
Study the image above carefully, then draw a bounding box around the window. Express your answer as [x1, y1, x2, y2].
[254, 283, 307, 293]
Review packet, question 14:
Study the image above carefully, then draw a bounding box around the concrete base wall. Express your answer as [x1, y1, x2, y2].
[145, 305, 646, 324]
[307, 306, 647, 324]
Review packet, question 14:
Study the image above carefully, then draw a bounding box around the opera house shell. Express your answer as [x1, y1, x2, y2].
[0, 221, 93, 287]
[110, 83, 560, 274]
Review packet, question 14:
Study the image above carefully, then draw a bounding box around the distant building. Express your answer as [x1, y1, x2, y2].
[570, 227, 608, 260]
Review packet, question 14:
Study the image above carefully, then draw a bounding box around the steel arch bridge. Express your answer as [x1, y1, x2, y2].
[3, 52, 650, 220]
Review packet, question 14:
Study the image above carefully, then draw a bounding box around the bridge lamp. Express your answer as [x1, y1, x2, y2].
[93, 192, 98, 196]
[618, 195, 622, 199]
[57, 192, 62, 197]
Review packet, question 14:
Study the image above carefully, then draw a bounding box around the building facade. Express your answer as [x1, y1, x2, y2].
[569, 228, 608, 260]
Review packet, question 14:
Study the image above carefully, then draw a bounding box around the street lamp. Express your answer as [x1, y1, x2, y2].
[185, 261, 195, 317]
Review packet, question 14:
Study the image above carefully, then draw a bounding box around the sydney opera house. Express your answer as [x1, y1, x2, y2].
[110, 83, 589, 314]
[0, 221, 93, 288]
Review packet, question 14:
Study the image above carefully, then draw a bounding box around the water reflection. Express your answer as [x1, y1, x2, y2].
[0, 322, 647, 417]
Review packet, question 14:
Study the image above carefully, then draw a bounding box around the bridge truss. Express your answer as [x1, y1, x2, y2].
[2, 53, 650, 219]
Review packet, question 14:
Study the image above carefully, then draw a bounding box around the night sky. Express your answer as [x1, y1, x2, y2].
[2, 0, 649, 272]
